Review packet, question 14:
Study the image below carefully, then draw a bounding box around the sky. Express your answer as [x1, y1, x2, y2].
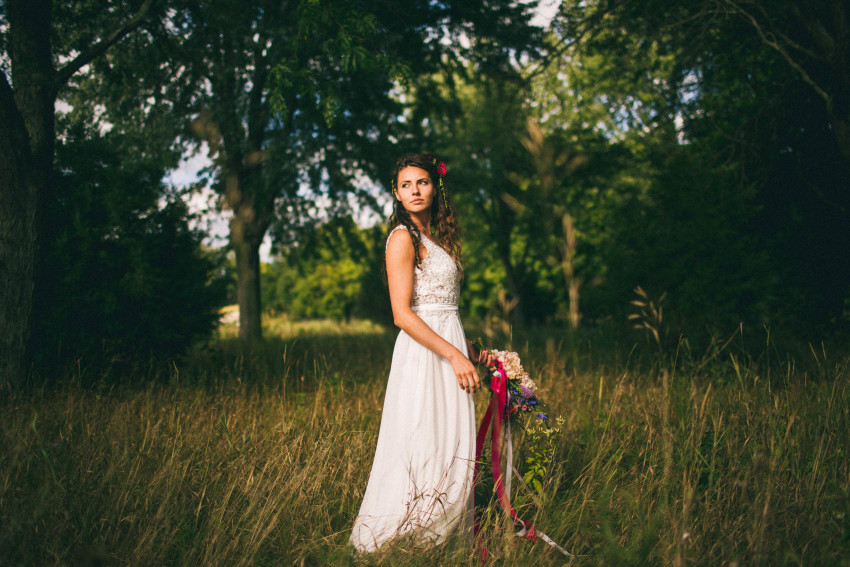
[169, 0, 561, 262]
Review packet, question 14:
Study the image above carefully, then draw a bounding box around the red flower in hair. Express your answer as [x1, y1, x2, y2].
[437, 162, 447, 177]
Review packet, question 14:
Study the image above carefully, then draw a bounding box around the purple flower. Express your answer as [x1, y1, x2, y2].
[528, 399, 538, 406]
[536, 413, 548, 421]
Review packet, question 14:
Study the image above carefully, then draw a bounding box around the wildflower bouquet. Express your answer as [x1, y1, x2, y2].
[472, 344, 572, 558]
[487, 349, 548, 422]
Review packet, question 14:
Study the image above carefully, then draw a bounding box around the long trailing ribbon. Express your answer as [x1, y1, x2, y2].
[474, 359, 574, 559]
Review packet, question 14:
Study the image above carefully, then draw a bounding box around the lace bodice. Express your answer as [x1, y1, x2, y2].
[386, 225, 461, 307]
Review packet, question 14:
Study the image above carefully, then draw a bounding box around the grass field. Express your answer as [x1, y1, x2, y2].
[1, 317, 848, 565]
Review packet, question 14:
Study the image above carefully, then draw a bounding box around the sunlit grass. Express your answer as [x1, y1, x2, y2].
[216, 308, 387, 340]
[1, 316, 848, 564]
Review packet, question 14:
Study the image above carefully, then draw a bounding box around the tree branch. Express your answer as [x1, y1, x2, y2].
[725, 0, 832, 110]
[54, 0, 156, 89]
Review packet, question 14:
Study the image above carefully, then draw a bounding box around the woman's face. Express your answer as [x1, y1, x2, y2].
[394, 166, 435, 215]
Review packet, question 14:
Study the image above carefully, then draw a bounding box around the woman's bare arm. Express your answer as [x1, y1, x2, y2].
[386, 229, 481, 393]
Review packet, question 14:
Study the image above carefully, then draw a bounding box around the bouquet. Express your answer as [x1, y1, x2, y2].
[472, 343, 572, 558]
[487, 349, 548, 421]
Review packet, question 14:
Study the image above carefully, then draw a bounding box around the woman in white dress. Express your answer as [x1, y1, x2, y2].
[349, 153, 494, 553]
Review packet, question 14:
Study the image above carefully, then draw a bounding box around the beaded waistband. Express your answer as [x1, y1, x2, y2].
[412, 303, 458, 312]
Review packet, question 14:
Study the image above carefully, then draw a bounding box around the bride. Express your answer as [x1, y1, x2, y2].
[349, 153, 493, 553]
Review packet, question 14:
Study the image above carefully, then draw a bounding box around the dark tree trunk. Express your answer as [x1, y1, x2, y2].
[0, 118, 39, 388]
[0, 0, 54, 387]
[205, 34, 272, 344]
[226, 165, 268, 342]
[231, 213, 264, 342]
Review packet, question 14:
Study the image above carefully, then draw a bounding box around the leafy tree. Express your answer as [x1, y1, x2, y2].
[79, 0, 542, 343]
[426, 64, 651, 329]
[714, 0, 850, 166]
[427, 75, 536, 326]
[29, 114, 228, 378]
[540, 0, 850, 333]
[0, 0, 157, 386]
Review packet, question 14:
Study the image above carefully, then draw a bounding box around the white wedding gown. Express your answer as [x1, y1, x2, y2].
[349, 225, 476, 553]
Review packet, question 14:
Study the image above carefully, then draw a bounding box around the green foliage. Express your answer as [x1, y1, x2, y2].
[425, 74, 539, 325]
[428, 69, 656, 328]
[262, 217, 391, 323]
[544, 0, 850, 336]
[63, 0, 544, 341]
[29, 118, 228, 377]
[17, 0, 847, 355]
[522, 416, 565, 500]
[413, 0, 849, 340]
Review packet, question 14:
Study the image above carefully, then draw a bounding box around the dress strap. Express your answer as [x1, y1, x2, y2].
[385, 224, 409, 252]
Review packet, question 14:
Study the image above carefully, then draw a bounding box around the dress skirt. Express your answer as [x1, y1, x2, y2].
[349, 304, 476, 553]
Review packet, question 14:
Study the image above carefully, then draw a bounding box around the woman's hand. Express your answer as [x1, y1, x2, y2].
[466, 339, 496, 368]
[450, 351, 481, 394]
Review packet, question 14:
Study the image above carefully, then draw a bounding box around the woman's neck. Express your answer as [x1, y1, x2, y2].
[410, 211, 431, 236]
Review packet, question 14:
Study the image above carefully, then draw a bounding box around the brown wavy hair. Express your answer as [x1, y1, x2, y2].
[388, 153, 462, 270]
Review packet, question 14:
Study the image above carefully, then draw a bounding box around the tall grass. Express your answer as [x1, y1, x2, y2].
[1, 317, 848, 565]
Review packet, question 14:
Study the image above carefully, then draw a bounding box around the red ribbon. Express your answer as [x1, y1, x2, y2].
[474, 360, 535, 546]
[473, 360, 577, 561]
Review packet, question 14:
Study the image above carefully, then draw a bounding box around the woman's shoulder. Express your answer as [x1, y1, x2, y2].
[388, 224, 409, 237]
[385, 224, 412, 251]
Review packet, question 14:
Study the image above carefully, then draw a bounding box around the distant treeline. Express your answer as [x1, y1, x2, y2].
[260, 218, 391, 325]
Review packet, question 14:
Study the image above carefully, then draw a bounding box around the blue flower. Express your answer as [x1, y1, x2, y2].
[528, 399, 538, 406]
[536, 413, 548, 421]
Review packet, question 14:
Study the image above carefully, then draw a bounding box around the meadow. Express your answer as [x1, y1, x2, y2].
[1, 316, 848, 565]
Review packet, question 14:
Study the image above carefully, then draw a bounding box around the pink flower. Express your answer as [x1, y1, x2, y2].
[437, 162, 447, 177]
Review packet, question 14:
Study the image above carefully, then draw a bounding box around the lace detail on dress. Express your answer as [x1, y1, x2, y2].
[387, 225, 461, 307]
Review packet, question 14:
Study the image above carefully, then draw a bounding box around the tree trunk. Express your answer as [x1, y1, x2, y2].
[230, 207, 265, 342]
[561, 213, 581, 328]
[0, 137, 38, 388]
[0, 0, 54, 387]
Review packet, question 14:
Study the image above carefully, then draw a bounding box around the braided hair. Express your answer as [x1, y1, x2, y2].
[388, 153, 462, 270]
